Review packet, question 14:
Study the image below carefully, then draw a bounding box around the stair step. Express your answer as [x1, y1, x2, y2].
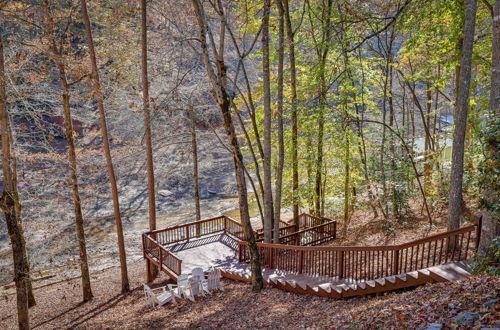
[386, 276, 397, 284]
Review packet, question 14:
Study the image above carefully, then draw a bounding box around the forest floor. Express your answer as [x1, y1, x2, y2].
[0, 258, 498, 329]
[1, 204, 497, 329]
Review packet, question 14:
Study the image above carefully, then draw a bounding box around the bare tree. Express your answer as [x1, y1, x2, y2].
[140, 0, 159, 282]
[0, 30, 30, 330]
[189, 105, 201, 221]
[44, 3, 93, 301]
[189, 0, 264, 291]
[80, 0, 130, 293]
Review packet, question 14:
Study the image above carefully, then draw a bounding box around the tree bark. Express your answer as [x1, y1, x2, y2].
[262, 0, 274, 243]
[80, 0, 129, 293]
[56, 60, 93, 302]
[140, 0, 158, 281]
[273, 0, 285, 243]
[0, 32, 30, 330]
[448, 0, 477, 231]
[189, 106, 201, 221]
[189, 0, 263, 291]
[43, 3, 93, 301]
[478, 0, 499, 256]
[283, 0, 299, 227]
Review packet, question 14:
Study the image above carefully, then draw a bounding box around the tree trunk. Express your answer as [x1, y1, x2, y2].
[56, 62, 93, 302]
[448, 0, 477, 231]
[283, 0, 299, 227]
[314, 0, 333, 217]
[262, 0, 274, 243]
[189, 0, 263, 291]
[0, 33, 30, 330]
[44, 3, 93, 301]
[80, 0, 129, 293]
[478, 0, 500, 256]
[189, 106, 201, 221]
[140, 0, 158, 280]
[273, 0, 285, 243]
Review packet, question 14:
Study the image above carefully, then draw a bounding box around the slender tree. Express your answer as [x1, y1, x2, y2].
[283, 0, 300, 227]
[448, 0, 478, 231]
[262, 0, 274, 243]
[44, 3, 93, 301]
[189, 105, 201, 221]
[80, 0, 130, 293]
[0, 29, 30, 330]
[140, 0, 158, 282]
[273, 0, 285, 243]
[189, 0, 264, 291]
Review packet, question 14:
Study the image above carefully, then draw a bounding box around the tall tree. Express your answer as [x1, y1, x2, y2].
[262, 0, 274, 243]
[0, 29, 30, 330]
[80, 0, 130, 293]
[448, 0, 478, 230]
[44, 3, 93, 301]
[478, 0, 499, 256]
[273, 0, 286, 243]
[140, 0, 158, 282]
[189, 105, 201, 221]
[283, 0, 300, 227]
[189, 0, 264, 291]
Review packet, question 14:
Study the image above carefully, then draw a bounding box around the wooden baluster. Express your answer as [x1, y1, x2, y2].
[159, 246, 162, 269]
[465, 230, 472, 259]
[339, 250, 345, 279]
[394, 249, 400, 275]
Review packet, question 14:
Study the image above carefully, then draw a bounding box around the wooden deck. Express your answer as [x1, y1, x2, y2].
[142, 213, 480, 298]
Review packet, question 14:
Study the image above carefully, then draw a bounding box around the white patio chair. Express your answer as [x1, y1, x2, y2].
[191, 267, 205, 281]
[143, 284, 176, 308]
[202, 268, 224, 293]
[189, 274, 206, 298]
[168, 274, 195, 302]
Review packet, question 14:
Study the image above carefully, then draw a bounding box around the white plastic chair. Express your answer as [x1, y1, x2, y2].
[202, 268, 224, 294]
[143, 284, 176, 308]
[189, 275, 206, 298]
[168, 274, 195, 302]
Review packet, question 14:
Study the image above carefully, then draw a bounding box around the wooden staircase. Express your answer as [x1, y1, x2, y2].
[220, 261, 472, 298]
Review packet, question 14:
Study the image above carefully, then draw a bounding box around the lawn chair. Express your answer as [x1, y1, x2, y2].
[188, 274, 206, 298]
[202, 268, 224, 294]
[143, 284, 176, 308]
[168, 274, 196, 302]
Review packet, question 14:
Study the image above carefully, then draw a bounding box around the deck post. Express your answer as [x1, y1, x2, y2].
[186, 226, 190, 241]
[146, 259, 152, 283]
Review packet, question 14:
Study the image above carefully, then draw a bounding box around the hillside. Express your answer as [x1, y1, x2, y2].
[0, 258, 498, 329]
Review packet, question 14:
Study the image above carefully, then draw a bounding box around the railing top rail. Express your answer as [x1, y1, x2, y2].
[279, 220, 336, 239]
[145, 215, 227, 235]
[143, 232, 184, 263]
[240, 224, 477, 252]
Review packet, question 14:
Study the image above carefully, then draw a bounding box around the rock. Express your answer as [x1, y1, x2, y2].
[158, 189, 174, 198]
[421, 323, 443, 330]
[484, 298, 499, 307]
[453, 312, 480, 324]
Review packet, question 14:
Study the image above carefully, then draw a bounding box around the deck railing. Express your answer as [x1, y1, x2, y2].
[143, 213, 337, 278]
[238, 224, 478, 282]
[142, 233, 182, 277]
[279, 220, 337, 246]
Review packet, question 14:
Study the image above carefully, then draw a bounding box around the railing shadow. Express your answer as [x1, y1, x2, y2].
[167, 232, 237, 253]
